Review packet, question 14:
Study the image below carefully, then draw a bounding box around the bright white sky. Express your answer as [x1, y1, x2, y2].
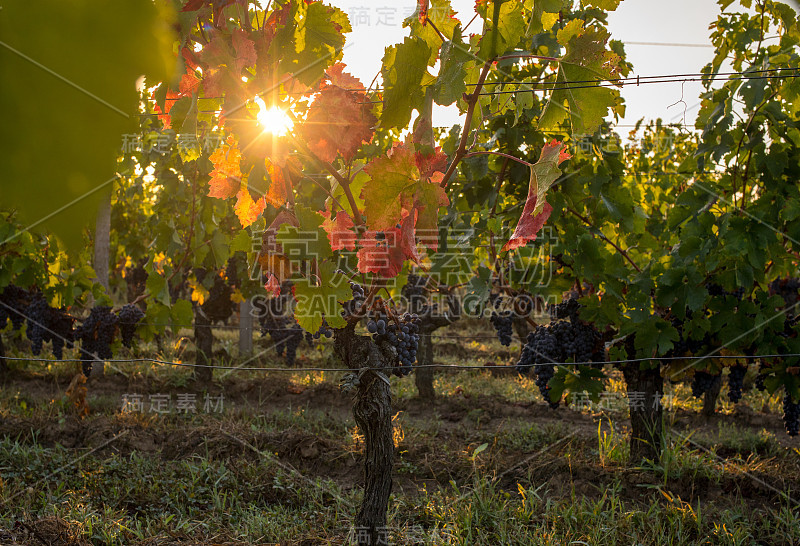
[330, 0, 730, 132]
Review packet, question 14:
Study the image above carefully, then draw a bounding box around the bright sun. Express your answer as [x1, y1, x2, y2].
[254, 96, 293, 136]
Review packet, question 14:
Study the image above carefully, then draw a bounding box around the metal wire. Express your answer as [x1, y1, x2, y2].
[1, 352, 794, 373]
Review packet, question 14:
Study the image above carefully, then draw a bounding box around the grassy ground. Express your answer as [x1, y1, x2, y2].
[0, 319, 798, 545]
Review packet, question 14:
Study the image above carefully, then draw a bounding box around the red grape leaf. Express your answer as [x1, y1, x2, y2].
[298, 63, 376, 163]
[258, 209, 299, 283]
[326, 62, 364, 91]
[503, 140, 570, 252]
[231, 28, 257, 72]
[179, 69, 201, 97]
[152, 88, 180, 129]
[319, 209, 357, 251]
[263, 159, 291, 208]
[181, 0, 206, 11]
[264, 274, 280, 296]
[417, 0, 429, 23]
[234, 187, 265, 227]
[181, 46, 200, 71]
[207, 136, 242, 199]
[356, 214, 418, 278]
[362, 139, 448, 249]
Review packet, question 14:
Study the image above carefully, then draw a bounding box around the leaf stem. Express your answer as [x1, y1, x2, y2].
[292, 137, 364, 225]
[427, 18, 447, 42]
[439, 59, 495, 188]
[495, 54, 560, 63]
[566, 207, 642, 273]
[464, 150, 533, 168]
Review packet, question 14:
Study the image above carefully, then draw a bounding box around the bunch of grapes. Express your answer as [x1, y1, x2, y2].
[0, 285, 30, 331]
[549, 297, 580, 321]
[76, 306, 118, 375]
[202, 273, 234, 324]
[116, 304, 145, 348]
[754, 363, 768, 392]
[259, 299, 304, 366]
[309, 321, 333, 341]
[706, 282, 745, 300]
[125, 260, 148, 299]
[22, 295, 74, 359]
[727, 364, 747, 403]
[550, 319, 602, 365]
[48, 308, 74, 360]
[783, 393, 799, 436]
[25, 295, 49, 355]
[367, 311, 420, 377]
[489, 311, 514, 346]
[516, 327, 561, 408]
[769, 277, 800, 312]
[691, 371, 721, 399]
[341, 281, 367, 318]
[402, 274, 428, 314]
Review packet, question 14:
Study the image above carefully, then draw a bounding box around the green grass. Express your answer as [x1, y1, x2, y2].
[0, 321, 798, 544]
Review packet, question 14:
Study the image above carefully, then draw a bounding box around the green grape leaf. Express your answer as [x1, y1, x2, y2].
[432, 25, 472, 106]
[0, 0, 176, 249]
[230, 229, 253, 254]
[380, 36, 431, 130]
[292, 261, 349, 332]
[539, 22, 624, 134]
[170, 299, 194, 331]
[276, 204, 333, 262]
[503, 140, 570, 251]
[277, 2, 351, 87]
[477, 0, 527, 59]
[362, 139, 449, 244]
[405, 0, 459, 65]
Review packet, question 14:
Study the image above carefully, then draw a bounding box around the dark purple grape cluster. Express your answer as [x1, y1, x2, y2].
[23, 294, 74, 360]
[311, 320, 333, 340]
[489, 310, 514, 346]
[706, 282, 745, 300]
[691, 371, 721, 399]
[25, 295, 49, 355]
[116, 304, 145, 348]
[76, 306, 118, 375]
[516, 326, 560, 408]
[259, 299, 303, 366]
[341, 282, 366, 318]
[727, 364, 747, 403]
[402, 274, 428, 315]
[125, 260, 148, 299]
[0, 285, 30, 331]
[368, 312, 420, 377]
[783, 393, 799, 436]
[202, 272, 234, 324]
[549, 297, 580, 321]
[769, 277, 800, 311]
